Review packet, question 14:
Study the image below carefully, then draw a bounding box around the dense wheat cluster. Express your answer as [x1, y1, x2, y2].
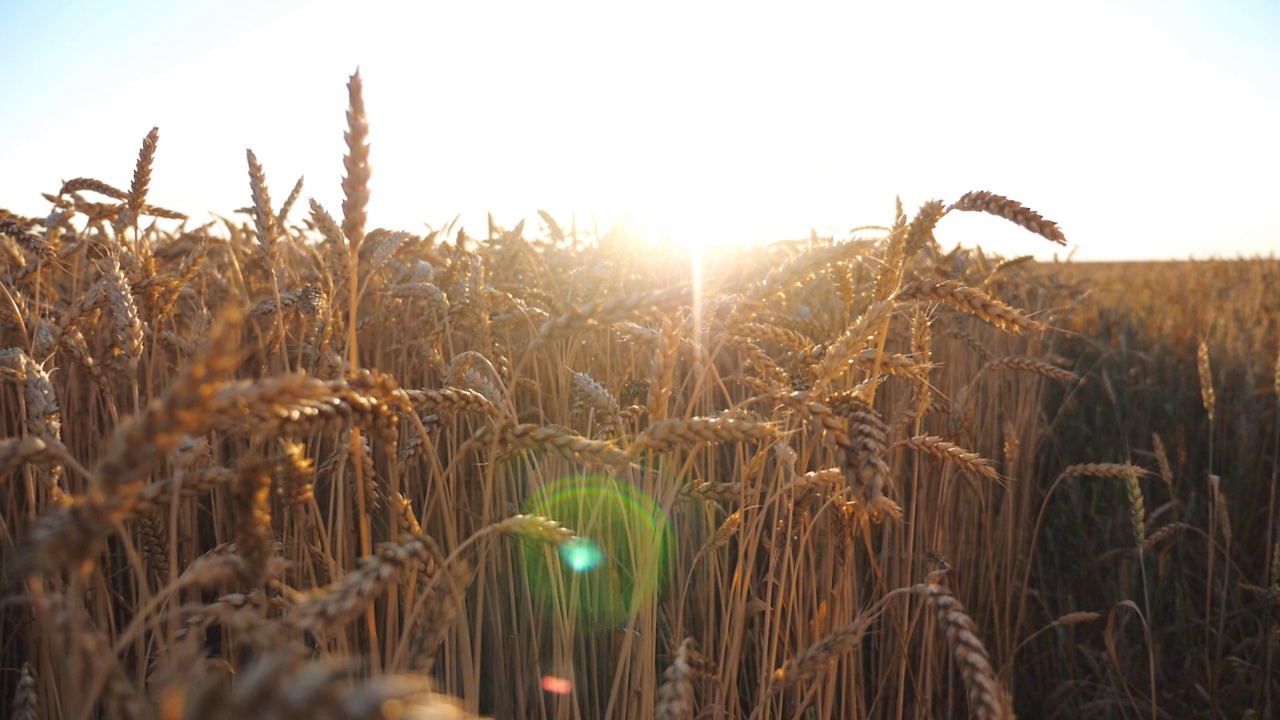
[2, 72, 1277, 719]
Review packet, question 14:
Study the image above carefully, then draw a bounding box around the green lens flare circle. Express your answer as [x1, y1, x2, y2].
[559, 537, 604, 573]
[521, 476, 671, 629]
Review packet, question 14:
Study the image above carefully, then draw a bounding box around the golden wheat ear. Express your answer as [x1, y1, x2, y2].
[896, 435, 1000, 481]
[127, 126, 159, 220]
[771, 612, 877, 691]
[60, 177, 127, 200]
[342, 68, 371, 251]
[947, 190, 1066, 246]
[246, 148, 276, 253]
[895, 278, 1044, 334]
[286, 535, 436, 633]
[912, 582, 1015, 720]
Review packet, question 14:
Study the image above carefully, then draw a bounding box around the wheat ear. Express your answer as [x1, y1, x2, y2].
[11, 662, 37, 720]
[1124, 468, 1146, 547]
[1198, 341, 1215, 425]
[631, 416, 777, 454]
[126, 126, 159, 222]
[902, 199, 946, 261]
[983, 356, 1078, 383]
[1057, 463, 1149, 482]
[246, 149, 276, 252]
[655, 638, 698, 720]
[0, 436, 66, 475]
[1151, 433, 1176, 503]
[897, 435, 999, 481]
[60, 177, 127, 200]
[912, 582, 1015, 720]
[286, 535, 436, 632]
[895, 278, 1044, 334]
[232, 458, 274, 585]
[482, 422, 630, 465]
[533, 287, 689, 345]
[276, 174, 304, 233]
[771, 612, 877, 690]
[408, 557, 474, 673]
[340, 70, 372, 251]
[947, 190, 1066, 246]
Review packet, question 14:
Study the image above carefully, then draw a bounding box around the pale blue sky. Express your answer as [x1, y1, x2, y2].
[2, 0, 1277, 260]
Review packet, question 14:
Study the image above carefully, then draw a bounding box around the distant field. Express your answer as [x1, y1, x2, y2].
[2, 73, 1277, 720]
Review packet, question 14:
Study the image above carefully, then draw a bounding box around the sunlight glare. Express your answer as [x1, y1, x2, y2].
[0, 0, 1275, 261]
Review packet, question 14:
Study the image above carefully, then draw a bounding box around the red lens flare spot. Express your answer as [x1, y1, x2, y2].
[541, 676, 573, 694]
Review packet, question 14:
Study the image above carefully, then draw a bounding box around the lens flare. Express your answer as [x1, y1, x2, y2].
[541, 676, 573, 695]
[559, 537, 603, 573]
[521, 475, 670, 628]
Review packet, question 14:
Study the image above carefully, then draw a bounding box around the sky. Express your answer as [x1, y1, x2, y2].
[1, 0, 1277, 261]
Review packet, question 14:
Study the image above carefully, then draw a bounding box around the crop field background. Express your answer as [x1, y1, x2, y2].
[1, 72, 1277, 720]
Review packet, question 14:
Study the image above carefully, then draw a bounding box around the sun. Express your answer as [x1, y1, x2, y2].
[627, 204, 771, 257]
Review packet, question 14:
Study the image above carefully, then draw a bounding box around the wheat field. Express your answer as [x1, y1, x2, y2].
[1, 71, 1276, 720]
